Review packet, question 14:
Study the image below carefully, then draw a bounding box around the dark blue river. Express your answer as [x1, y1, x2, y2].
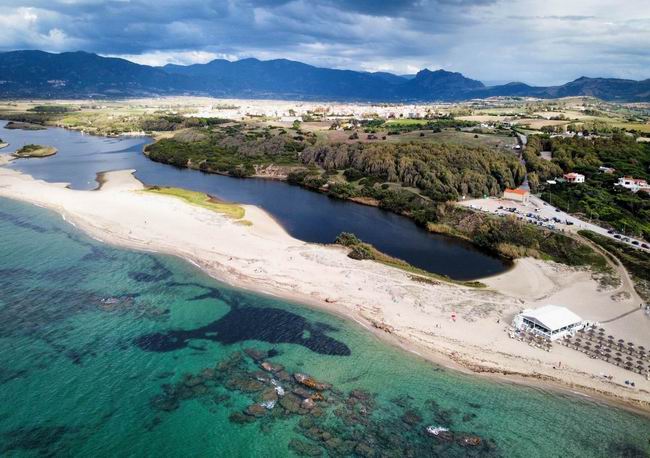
[2, 121, 509, 279]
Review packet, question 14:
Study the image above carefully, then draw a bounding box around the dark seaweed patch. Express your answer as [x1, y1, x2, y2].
[608, 442, 650, 458]
[1, 425, 70, 455]
[0, 210, 50, 233]
[129, 256, 173, 283]
[135, 306, 351, 356]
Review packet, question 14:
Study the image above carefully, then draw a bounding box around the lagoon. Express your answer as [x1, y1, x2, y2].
[1, 122, 508, 280]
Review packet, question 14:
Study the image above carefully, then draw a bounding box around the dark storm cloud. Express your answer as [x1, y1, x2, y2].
[0, 0, 647, 85]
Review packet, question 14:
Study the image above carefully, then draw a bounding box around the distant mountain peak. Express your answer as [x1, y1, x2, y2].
[0, 50, 648, 102]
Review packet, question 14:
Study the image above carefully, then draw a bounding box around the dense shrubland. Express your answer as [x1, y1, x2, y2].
[524, 134, 650, 240]
[146, 129, 608, 268]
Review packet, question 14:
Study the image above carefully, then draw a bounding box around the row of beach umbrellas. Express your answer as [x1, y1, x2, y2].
[562, 327, 649, 374]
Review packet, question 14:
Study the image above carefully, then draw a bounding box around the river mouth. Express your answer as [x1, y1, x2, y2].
[2, 121, 510, 280]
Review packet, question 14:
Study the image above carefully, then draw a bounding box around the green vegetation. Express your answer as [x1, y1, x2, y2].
[143, 121, 607, 268]
[298, 141, 524, 198]
[526, 134, 650, 241]
[384, 118, 478, 135]
[4, 120, 47, 130]
[146, 127, 307, 177]
[145, 186, 248, 221]
[27, 105, 78, 114]
[13, 144, 57, 158]
[579, 230, 650, 301]
[334, 232, 485, 287]
[430, 205, 608, 270]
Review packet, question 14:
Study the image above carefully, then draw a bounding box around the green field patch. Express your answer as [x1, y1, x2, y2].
[145, 186, 247, 220]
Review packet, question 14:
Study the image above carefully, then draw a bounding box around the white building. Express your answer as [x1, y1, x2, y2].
[563, 172, 585, 184]
[513, 305, 585, 341]
[616, 177, 650, 193]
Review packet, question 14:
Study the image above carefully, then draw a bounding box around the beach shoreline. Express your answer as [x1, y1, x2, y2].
[1, 164, 649, 416]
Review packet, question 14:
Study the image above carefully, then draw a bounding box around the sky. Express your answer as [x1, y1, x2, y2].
[0, 0, 648, 85]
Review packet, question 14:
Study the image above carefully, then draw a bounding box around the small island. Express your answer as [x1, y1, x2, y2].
[0, 138, 7, 149]
[4, 121, 46, 130]
[13, 144, 58, 158]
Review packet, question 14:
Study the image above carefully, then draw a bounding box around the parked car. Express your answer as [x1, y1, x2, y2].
[642, 243, 649, 249]
[632, 240, 639, 246]
[614, 234, 622, 239]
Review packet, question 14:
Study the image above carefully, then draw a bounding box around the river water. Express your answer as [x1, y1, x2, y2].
[1, 122, 509, 280]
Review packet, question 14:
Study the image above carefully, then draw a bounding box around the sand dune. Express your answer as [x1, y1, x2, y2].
[0, 164, 648, 413]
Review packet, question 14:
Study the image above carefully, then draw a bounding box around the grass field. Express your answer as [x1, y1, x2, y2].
[145, 186, 248, 221]
[384, 119, 430, 126]
[389, 129, 517, 150]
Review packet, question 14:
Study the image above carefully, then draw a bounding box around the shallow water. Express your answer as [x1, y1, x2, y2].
[1, 121, 509, 280]
[0, 197, 648, 457]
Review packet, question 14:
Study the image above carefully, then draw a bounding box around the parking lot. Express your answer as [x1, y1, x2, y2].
[459, 195, 650, 252]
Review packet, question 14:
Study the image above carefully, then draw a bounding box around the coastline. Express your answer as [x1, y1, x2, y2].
[0, 164, 649, 416]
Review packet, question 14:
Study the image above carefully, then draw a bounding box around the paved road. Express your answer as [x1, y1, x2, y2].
[461, 195, 650, 253]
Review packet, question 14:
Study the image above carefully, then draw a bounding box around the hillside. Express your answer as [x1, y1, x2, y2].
[0, 50, 648, 102]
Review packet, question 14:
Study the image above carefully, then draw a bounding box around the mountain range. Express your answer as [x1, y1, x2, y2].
[0, 50, 648, 102]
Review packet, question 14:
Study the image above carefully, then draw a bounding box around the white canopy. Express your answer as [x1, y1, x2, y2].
[520, 305, 582, 332]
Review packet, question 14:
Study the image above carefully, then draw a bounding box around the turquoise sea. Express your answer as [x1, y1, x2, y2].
[0, 196, 649, 457]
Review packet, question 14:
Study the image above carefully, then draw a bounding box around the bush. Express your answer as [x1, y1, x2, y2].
[335, 232, 362, 247]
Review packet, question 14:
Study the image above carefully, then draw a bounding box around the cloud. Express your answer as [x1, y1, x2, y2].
[0, 0, 647, 85]
[0, 7, 84, 51]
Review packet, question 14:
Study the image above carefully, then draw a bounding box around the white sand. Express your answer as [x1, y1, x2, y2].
[1, 167, 649, 413]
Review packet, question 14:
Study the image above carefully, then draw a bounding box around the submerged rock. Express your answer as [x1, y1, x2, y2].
[354, 442, 375, 457]
[226, 376, 265, 393]
[294, 373, 332, 391]
[245, 403, 268, 417]
[289, 438, 323, 457]
[261, 361, 284, 373]
[244, 348, 267, 362]
[259, 387, 279, 403]
[349, 389, 372, 401]
[301, 398, 316, 410]
[275, 370, 292, 382]
[279, 393, 305, 414]
[200, 368, 216, 380]
[182, 374, 203, 387]
[462, 413, 476, 422]
[192, 385, 209, 396]
[150, 394, 179, 412]
[401, 409, 422, 426]
[229, 412, 255, 424]
[458, 435, 482, 447]
[293, 387, 314, 399]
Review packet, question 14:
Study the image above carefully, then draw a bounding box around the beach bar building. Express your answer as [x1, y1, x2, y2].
[503, 188, 530, 204]
[513, 305, 585, 340]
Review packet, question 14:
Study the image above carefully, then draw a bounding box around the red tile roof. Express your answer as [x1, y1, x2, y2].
[504, 188, 529, 196]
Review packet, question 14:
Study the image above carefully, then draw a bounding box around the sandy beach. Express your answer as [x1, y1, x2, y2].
[1, 162, 649, 413]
